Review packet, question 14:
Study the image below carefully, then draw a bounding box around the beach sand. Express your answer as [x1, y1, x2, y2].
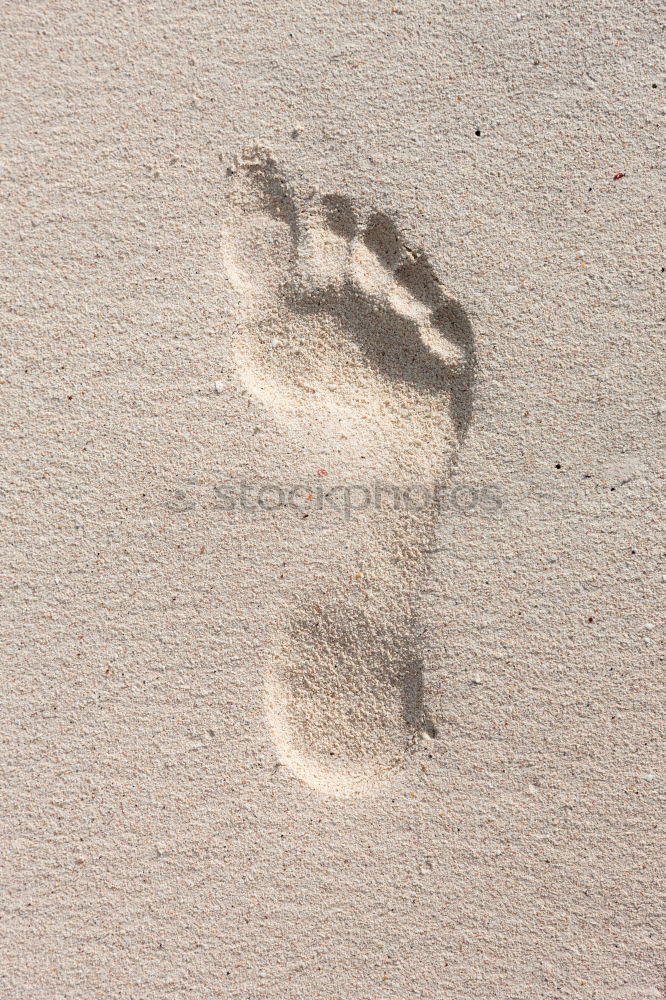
[1, 2, 664, 997]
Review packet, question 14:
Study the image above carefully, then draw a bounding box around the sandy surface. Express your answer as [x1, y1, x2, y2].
[1, 2, 664, 998]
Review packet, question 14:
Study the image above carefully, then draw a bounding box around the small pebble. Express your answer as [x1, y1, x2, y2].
[214, 381, 224, 393]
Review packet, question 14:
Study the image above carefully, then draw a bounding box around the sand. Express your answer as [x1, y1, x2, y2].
[1, 2, 664, 998]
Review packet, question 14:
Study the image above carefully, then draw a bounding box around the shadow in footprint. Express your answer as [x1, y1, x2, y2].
[288, 279, 474, 444]
[362, 208, 476, 441]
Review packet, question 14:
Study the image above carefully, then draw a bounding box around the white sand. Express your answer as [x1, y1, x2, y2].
[2, 2, 664, 998]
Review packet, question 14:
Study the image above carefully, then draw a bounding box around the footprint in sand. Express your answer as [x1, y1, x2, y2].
[222, 148, 475, 796]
